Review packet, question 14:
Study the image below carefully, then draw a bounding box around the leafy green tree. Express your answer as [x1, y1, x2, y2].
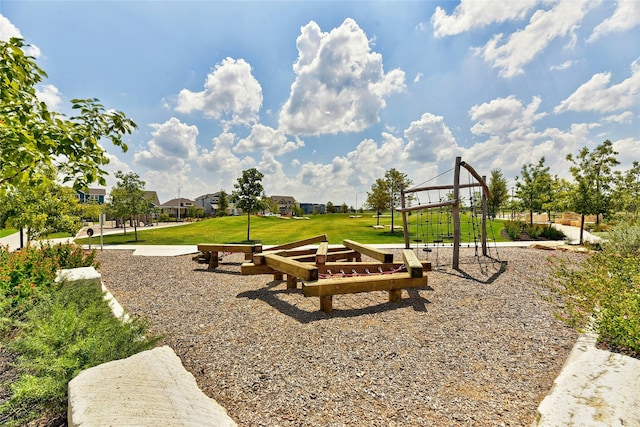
[545, 176, 574, 222]
[326, 201, 335, 214]
[0, 38, 137, 194]
[340, 203, 349, 213]
[366, 178, 390, 225]
[80, 201, 103, 222]
[108, 171, 149, 241]
[612, 161, 640, 222]
[487, 168, 508, 219]
[515, 157, 551, 225]
[231, 168, 266, 241]
[385, 168, 412, 232]
[0, 167, 81, 242]
[567, 140, 620, 242]
[217, 190, 229, 217]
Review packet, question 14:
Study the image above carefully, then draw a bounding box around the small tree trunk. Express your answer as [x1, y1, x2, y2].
[246, 211, 251, 241]
[579, 214, 585, 245]
[529, 210, 533, 226]
[133, 216, 138, 241]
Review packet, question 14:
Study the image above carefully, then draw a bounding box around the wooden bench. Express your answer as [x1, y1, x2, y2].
[195, 243, 263, 269]
[302, 250, 428, 313]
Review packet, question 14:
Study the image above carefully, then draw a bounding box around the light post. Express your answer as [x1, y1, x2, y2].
[177, 187, 182, 221]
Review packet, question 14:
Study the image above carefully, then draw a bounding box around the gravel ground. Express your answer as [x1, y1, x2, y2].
[97, 247, 581, 426]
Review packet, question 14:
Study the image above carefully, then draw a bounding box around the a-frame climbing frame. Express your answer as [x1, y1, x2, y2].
[398, 156, 492, 270]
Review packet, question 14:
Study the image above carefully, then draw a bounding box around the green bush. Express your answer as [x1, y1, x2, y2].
[1, 281, 160, 425]
[547, 223, 640, 356]
[0, 243, 97, 320]
[540, 225, 565, 240]
[503, 220, 523, 240]
[525, 224, 542, 239]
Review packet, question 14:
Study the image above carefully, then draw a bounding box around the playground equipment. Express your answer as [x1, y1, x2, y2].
[398, 156, 496, 270]
[195, 235, 431, 313]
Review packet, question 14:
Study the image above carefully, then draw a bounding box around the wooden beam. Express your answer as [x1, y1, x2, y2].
[343, 240, 393, 263]
[397, 199, 458, 213]
[267, 235, 328, 251]
[403, 183, 482, 194]
[302, 273, 427, 297]
[315, 241, 328, 265]
[197, 243, 262, 253]
[460, 161, 492, 199]
[402, 249, 424, 279]
[317, 261, 431, 275]
[289, 250, 359, 263]
[453, 156, 461, 270]
[240, 262, 275, 275]
[263, 253, 319, 281]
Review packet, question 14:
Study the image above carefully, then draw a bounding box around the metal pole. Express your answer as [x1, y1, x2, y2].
[453, 157, 461, 270]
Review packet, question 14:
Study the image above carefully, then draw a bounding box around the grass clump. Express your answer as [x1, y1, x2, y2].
[547, 223, 640, 357]
[0, 243, 159, 426]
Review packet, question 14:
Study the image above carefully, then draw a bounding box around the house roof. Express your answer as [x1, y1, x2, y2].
[195, 192, 221, 200]
[160, 197, 199, 208]
[270, 195, 296, 202]
[144, 191, 161, 206]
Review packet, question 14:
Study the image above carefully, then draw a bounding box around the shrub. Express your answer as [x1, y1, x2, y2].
[0, 243, 97, 320]
[503, 221, 523, 240]
[525, 224, 543, 239]
[0, 281, 160, 425]
[547, 223, 640, 356]
[540, 225, 565, 240]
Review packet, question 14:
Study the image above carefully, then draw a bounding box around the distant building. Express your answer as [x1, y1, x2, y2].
[300, 203, 326, 214]
[160, 197, 203, 220]
[77, 188, 106, 204]
[195, 192, 241, 216]
[270, 195, 297, 215]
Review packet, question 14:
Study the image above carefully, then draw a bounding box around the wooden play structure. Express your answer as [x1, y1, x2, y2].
[398, 156, 493, 270]
[193, 243, 263, 269]
[195, 235, 431, 313]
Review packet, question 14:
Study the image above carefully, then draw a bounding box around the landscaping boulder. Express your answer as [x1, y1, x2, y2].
[68, 346, 236, 427]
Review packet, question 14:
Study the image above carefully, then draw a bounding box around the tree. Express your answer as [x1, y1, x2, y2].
[515, 157, 551, 225]
[612, 161, 640, 222]
[108, 171, 149, 242]
[326, 201, 335, 214]
[230, 168, 266, 241]
[366, 178, 390, 225]
[0, 38, 137, 194]
[217, 190, 229, 217]
[567, 140, 619, 243]
[487, 168, 508, 219]
[340, 203, 349, 213]
[0, 166, 81, 243]
[384, 168, 412, 233]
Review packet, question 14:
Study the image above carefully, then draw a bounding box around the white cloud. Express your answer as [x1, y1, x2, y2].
[555, 57, 640, 113]
[403, 113, 461, 163]
[612, 137, 640, 170]
[589, 0, 640, 42]
[470, 96, 546, 137]
[234, 124, 304, 155]
[134, 117, 199, 170]
[0, 14, 41, 57]
[549, 60, 576, 71]
[198, 132, 255, 178]
[413, 72, 423, 83]
[278, 18, 405, 136]
[603, 111, 634, 124]
[176, 57, 262, 126]
[35, 84, 63, 110]
[431, 0, 538, 37]
[475, 0, 598, 78]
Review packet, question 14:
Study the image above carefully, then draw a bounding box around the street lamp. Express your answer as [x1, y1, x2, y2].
[177, 187, 182, 221]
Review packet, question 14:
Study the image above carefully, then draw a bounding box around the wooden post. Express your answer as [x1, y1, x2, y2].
[286, 274, 298, 289]
[481, 175, 488, 256]
[208, 251, 219, 269]
[453, 157, 461, 270]
[320, 296, 333, 313]
[401, 183, 410, 249]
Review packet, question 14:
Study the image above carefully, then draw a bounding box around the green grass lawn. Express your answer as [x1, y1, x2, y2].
[75, 213, 507, 245]
[0, 228, 17, 239]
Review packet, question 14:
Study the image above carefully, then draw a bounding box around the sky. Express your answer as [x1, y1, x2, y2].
[1, 0, 639, 208]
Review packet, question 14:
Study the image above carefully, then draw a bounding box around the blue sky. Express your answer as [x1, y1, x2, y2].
[1, 1, 639, 207]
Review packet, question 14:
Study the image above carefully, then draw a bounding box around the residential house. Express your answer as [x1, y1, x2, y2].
[77, 188, 106, 204]
[195, 192, 242, 217]
[160, 197, 203, 220]
[270, 195, 297, 216]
